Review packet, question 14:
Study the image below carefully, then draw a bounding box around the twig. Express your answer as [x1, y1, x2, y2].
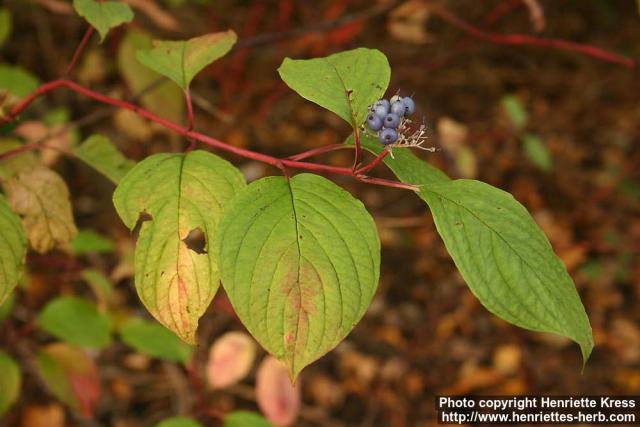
[1, 80, 419, 191]
[430, 3, 635, 68]
[64, 26, 95, 77]
[356, 148, 390, 175]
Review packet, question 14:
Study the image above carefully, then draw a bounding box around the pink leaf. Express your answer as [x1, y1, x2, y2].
[255, 356, 301, 427]
[206, 331, 256, 389]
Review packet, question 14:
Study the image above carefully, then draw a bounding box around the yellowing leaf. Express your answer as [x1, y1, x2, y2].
[113, 150, 245, 343]
[217, 174, 380, 379]
[117, 28, 184, 124]
[206, 331, 256, 389]
[256, 356, 300, 426]
[136, 30, 237, 90]
[0, 195, 26, 305]
[3, 167, 78, 254]
[73, 0, 134, 42]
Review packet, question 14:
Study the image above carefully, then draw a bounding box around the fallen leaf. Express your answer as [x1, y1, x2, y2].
[256, 356, 301, 427]
[21, 403, 66, 427]
[388, 0, 433, 44]
[206, 331, 256, 389]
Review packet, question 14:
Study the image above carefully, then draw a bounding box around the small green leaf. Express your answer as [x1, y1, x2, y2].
[81, 269, 113, 307]
[523, 133, 552, 171]
[71, 229, 115, 255]
[36, 343, 101, 417]
[0, 194, 27, 306]
[0, 65, 40, 98]
[278, 48, 390, 127]
[119, 317, 193, 364]
[3, 166, 78, 253]
[156, 417, 203, 427]
[224, 411, 272, 427]
[0, 351, 20, 417]
[0, 9, 12, 47]
[38, 296, 112, 348]
[353, 133, 592, 363]
[72, 0, 134, 42]
[136, 30, 237, 90]
[501, 95, 528, 130]
[73, 134, 135, 184]
[117, 28, 185, 124]
[113, 150, 245, 343]
[217, 174, 380, 379]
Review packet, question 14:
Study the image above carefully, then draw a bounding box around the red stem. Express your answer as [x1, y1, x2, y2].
[1, 79, 418, 191]
[356, 148, 389, 175]
[352, 124, 362, 171]
[286, 144, 352, 161]
[64, 27, 95, 76]
[431, 4, 635, 69]
[184, 88, 195, 131]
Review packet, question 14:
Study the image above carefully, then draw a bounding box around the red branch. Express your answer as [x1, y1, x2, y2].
[356, 148, 389, 175]
[64, 27, 95, 76]
[0, 80, 418, 191]
[431, 4, 635, 69]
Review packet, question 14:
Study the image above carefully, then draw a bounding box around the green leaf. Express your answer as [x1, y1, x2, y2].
[278, 48, 390, 127]
[420, 180, 593, 361]
[217, 174, 380, 379]
[0, 9, 12, 47]
[81, 269, 113, 307]
[117, 28, 185, 124]
[113, 150, 245, 343]
[73, 134, 136, 184]
[36, 343, 101, 417]
[0, 65, 40, 98]
[353, 133, 592, 363]
[0, 351, 20, 417]
[523, 133, 552, 171]
[70, 229, 115, 255]
[72, 0, 134, 42]
[156, 417, 203, 427]
[0, 194, 27, 306]
[37, 296, 112, 348]
[119, 317, 193, 363]
[3, 166, 78, 253]
[501, 95, 528, 130]
[224, 411, 272, 427]
[136, 30, 237, 90]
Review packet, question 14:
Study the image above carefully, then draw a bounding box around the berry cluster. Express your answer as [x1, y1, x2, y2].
[366, 95, 416, 145]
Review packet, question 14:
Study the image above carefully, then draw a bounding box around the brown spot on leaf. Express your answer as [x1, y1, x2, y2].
[132, 211, 153, 239]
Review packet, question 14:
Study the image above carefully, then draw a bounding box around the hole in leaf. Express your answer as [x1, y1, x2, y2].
[183, 228, 207, 254]
[132, 211, 153, 239]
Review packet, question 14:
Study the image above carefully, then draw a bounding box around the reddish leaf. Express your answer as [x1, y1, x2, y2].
[206, 331, 256, 389]
[255, 356, 301, 427]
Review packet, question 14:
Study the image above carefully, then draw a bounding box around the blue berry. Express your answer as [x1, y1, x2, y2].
[402, 96, 416, 115]
[383, 113, 400, 128]
[390, 95, 402, 105]
[372, 104, 389, 119]
[390, 101, 406, 116]
[375, 99, 390, 110]
[366, 113, 383, 131]
[379, 128, 398, 145]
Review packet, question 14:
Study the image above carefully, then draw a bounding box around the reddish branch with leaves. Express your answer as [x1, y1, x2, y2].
[1, 1, 634, 191]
